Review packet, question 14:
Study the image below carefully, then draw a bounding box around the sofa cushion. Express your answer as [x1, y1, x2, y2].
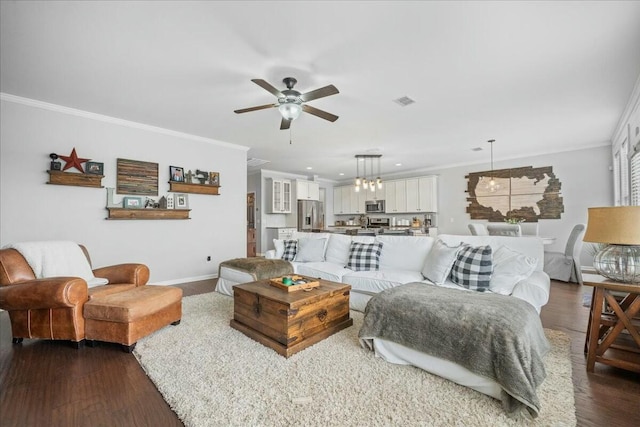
[294, 238, 327, 262]
[343, 269, 424, 294]
[375, 235, 434, 272]
[281, 240, 297, 261]
[421, 239, 462, 285]
[346, 242, 383, 271]
[450, 245, 493, 291]
[294, 261, 353, 283]
[273, 239, 285, 258]
[325, 234, 353, 265]
[438, 235, 544, 271]
[490, 246, 537, 295]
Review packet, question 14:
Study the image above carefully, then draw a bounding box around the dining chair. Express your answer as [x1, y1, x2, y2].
[543, 224, 586, 285]
[468, 223, 489, 236]
[520, 222, 539, 236]
[487, 223, 522, 236]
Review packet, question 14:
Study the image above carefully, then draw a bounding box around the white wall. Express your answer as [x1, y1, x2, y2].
[0, 96, 248, 284]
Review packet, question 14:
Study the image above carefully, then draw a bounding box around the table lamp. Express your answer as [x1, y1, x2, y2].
[583, 206, 640, 283]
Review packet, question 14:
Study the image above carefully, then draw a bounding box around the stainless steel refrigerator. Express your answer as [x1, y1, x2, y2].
[298, 200, 324, 231]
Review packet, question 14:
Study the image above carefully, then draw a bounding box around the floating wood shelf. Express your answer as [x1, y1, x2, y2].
[106, 208, 190, 220]
[47, 170, 104, 188]
[169, 181, 220, 195]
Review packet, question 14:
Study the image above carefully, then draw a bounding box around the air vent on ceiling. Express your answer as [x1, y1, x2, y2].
[247, 157, 270, 167]
[393, 96, 416, 107]
[472, 147, 484, 152]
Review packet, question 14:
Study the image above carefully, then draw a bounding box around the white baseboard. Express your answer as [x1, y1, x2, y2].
[153, 273, 218, 286]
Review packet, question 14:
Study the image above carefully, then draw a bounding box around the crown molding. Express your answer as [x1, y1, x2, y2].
[0, 92, 249, 152]
[611, 72, 640, 144]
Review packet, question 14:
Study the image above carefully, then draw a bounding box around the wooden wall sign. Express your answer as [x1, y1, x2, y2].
[465, 166, 564, 222]
[117, 158, 158, 196]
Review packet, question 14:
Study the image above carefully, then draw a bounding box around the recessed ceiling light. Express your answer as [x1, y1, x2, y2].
[306, 166, 312, 170]
[395, 163, 402, 167]
[339, 172, 344, 176]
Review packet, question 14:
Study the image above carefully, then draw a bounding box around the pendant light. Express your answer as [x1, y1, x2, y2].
[354, 154, 383, 192]
[486, 139, 500, 193]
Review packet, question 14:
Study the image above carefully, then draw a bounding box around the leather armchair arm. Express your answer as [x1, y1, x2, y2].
[93, 263, 150, 286]
[0, 277, 88, 310]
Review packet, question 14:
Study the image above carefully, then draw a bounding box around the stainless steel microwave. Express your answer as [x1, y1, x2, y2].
[365, 200, 385, 213]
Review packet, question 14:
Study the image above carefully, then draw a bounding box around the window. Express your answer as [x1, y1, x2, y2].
[631, 142, 640, 206]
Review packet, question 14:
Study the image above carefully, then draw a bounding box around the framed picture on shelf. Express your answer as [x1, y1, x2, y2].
[209, 172, 220, 186]
[175, 193, 189, 209]
[123, 196, 143, 209]
[170, 166, 185, 182]
[86, 161, 104, 175]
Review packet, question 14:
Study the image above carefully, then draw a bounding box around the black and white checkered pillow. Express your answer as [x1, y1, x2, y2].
[346, 242, 383, 271]
[450, 245, 493, 291]
[281, 239, 297, 261]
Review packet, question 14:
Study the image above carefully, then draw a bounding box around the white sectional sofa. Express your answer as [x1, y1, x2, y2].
[216, 231, 550, 313]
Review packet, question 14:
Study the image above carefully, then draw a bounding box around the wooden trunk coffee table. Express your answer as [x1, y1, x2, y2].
[230, 277, 352, 357]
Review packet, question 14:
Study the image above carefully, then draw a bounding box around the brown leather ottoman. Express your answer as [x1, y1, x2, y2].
[84, 285, 182, 352]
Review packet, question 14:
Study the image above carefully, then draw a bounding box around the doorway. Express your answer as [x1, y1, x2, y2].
[247, 192, 256, 257]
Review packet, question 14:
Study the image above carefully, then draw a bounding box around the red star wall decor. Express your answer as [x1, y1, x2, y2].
[59, 148, 90, 172]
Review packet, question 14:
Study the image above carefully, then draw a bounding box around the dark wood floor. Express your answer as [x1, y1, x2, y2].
[1, 280, 639, 426]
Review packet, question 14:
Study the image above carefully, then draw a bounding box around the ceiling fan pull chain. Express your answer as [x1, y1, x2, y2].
[290, 127, 292, 145]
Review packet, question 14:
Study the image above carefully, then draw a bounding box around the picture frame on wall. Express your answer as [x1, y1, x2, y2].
[123, 196, 143, 209]
[209, 172, 220, 186]
[86, 161, 104, 175]
[170, 166, 185, 182]
[175, 193, 189, 209]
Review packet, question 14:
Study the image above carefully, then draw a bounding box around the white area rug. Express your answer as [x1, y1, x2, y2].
[134, 292, 576, 427]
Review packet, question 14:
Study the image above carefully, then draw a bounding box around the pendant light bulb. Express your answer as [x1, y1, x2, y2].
[376, 177, 382, 189]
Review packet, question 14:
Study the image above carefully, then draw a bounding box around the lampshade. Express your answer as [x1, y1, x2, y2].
[583, 207, 640, 244]
[278, 102, 302, 120]
[584, 206, 640, 283]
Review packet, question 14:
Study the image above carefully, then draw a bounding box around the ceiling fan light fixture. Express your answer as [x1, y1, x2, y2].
[278, 102, 302, 121]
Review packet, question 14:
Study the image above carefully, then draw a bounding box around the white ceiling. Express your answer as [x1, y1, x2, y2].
[2, 1, 640, 182]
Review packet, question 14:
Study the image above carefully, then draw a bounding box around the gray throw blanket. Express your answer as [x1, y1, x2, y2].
[218, 258, 293, 281]
[359, 283, 549, 418]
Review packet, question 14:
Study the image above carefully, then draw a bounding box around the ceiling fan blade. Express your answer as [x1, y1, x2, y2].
[251, 79, 283, 97]
[299, 85, 339, 102]
[280, 117, 292, 130]
[302, 104, 339, 122]
[234, 103, 277, 114]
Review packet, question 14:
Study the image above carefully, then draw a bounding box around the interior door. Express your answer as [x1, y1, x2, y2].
[247, 192, 256, 257]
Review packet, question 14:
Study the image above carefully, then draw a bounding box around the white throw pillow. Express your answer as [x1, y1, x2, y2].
[422, 239, 462, 285]
[294, 238, 327, 262]
[273, 239, 285, 258]
[490, 246, 537, 295]
[325, 234, 353, 265]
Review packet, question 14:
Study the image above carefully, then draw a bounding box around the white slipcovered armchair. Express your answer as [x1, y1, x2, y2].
[543, 224, 586, 285]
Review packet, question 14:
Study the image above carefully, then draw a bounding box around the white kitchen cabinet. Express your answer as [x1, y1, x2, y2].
[340, 186, 352, 214]
[417, 176, 438, 212]
[334, 185, 356, 214]
[333, 187, 343, 214]
[405, 176, 438, 212]
[350, 187, 368, 214]
[385, 180, 407, 213]
[406, 178, 419, 212]
[267, 178, 292, 213]
[296, 180, 320, 200]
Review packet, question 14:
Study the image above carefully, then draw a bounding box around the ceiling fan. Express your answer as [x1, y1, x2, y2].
[234, 77, 339, 130]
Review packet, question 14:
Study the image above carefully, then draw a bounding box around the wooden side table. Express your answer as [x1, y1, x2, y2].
[584, 276, 640, 373]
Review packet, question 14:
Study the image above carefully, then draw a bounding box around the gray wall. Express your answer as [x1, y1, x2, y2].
[1, 96, 248, 283]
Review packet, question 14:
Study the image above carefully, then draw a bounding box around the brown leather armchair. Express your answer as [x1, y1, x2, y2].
[0, 245, 150, 347]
